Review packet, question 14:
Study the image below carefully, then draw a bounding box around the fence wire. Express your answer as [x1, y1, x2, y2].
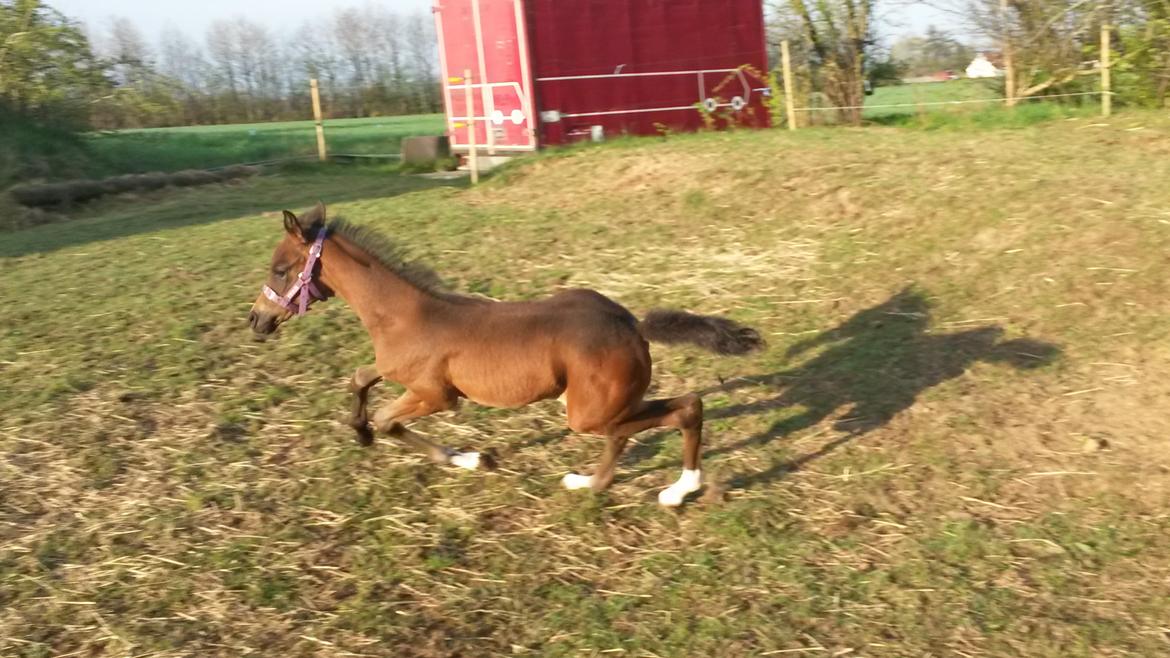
[791, 90, 1109, 113]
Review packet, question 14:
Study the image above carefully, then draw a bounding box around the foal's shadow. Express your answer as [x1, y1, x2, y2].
[627, 287, 1061, 490]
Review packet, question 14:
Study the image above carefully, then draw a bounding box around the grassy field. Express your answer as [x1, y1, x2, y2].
[83, 114, 446, 177]
[859, 79, 1099, 126]
[3, 113, 1170, 657]
[863, 79, 1000, 119]
[4, 90, 1094, 187]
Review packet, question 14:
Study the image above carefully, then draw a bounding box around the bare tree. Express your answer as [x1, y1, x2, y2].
[158, 28, 208, 124]
[158, 28, 204, 91]
[230, 18, 280, 120]
[370, 7, 404, 113]
[333, 7, 376, 116]
[103, 16, 152, 88]
[933, 0, 1107, 99]
[290, 20, 340, 113]
[205, 20, 240, 120]
[405, 12, 439, 113]
[93, 17, 191, 128]
[771, 0, 875, 124]
[8, 1, 444, 128]
[891, 26, 975, 76]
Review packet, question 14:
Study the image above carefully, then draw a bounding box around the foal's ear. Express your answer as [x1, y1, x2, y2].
[282, 210, 302, 239]
[281, 201, 327, 243]
[300, 201, 327, 228]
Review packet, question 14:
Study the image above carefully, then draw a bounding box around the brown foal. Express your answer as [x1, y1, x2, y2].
[249, 203, 762, 505]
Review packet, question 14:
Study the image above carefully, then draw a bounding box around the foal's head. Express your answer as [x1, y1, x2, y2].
[248, 201, 331, 336]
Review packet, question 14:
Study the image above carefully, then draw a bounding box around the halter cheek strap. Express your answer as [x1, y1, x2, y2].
[261, 228, 328, 316]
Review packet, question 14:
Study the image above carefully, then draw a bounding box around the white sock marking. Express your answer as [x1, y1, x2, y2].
[658, 468, 702, 506]
[450, 452, 481, 470]
[562, 472, 595, 490]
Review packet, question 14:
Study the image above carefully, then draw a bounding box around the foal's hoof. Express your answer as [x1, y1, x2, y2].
[477, 449, 498, 471]
[450, 449, 497, 471]
[657, 486, 697, 507]
[562, 472, 595, 490]
[353, 425, 374, 447]
[658, 469, 703, 507]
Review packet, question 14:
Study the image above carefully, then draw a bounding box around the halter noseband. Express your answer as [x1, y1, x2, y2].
[262, 228, 328, 316]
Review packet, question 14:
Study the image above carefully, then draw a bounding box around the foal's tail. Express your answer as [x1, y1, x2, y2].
[638, 309, 764, 356]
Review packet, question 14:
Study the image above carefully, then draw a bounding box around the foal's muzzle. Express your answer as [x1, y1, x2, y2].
[248, 309, 280, 336]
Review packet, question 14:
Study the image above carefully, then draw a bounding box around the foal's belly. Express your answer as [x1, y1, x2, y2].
[447, 357, 562, 409]
[456, 376, 562, 408]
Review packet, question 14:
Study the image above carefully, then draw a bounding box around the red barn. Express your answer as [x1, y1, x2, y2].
[434, 0, 770, 154]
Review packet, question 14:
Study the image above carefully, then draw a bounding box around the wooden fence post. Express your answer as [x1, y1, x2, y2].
[310, 79, 327, 162]
[1101, 23, 1112, 117]
[463, 69, 479, 185]
[780, 40, 797, 131]
[1000, 0, 1016, 107]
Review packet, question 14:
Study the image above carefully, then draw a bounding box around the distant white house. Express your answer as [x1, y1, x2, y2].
[966, 53, 1001, 79]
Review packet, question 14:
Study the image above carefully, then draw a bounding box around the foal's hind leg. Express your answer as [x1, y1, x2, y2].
[348, 365, 382, 446]
[651, 394, 705, 506]
[371, 391, 495, 470]
[564, 394, 704, 506]
[561, 435, 629, 492]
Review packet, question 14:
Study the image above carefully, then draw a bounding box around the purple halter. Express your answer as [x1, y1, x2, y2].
[262, 228, 327, 316]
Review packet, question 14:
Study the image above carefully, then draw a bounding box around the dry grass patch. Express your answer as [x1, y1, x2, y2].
[4, 115, 1170, 656]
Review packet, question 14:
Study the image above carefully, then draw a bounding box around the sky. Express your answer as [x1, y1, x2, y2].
[878, 3, 964, 41]
[51, 0, 434, 40]
[50, 0, 965, 47]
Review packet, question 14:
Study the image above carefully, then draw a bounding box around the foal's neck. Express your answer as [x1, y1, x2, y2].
[318, 235, 436, 336]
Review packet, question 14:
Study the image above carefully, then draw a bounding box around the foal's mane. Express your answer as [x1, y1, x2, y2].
[326, 218, 447, 296]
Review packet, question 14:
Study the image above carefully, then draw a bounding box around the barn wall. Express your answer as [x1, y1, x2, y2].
[434, 0, 537, 153]
[526, 0, 770, 145]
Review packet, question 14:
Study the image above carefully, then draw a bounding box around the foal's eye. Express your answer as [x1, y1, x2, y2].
[273, 266, 289, 277]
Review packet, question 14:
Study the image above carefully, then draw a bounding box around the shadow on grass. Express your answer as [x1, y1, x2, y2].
[1, 165, 465, 258]
[627, 287, 1061, 491]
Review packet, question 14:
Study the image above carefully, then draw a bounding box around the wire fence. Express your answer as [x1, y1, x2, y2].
[771, 84, 1111, 129]
[777, 24, 1116, 129]
[792, 90, 1109, 114]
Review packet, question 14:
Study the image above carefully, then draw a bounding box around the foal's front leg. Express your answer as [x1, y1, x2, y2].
[348, 365, 382, 446]
[371, 391, 495, 471]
